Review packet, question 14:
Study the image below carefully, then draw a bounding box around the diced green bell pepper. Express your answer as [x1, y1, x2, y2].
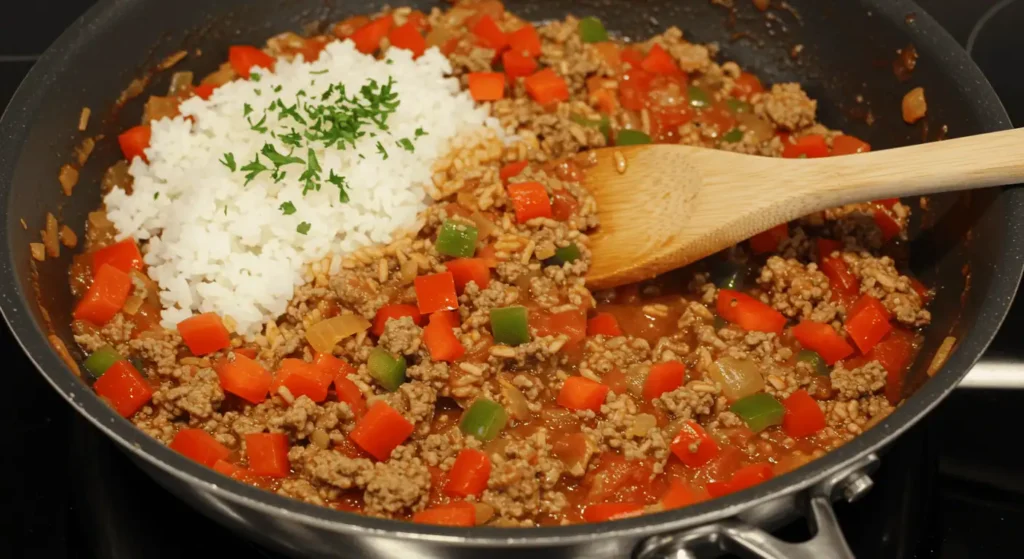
[490, 306, 530, 346]
[725, 98, 752, 113]
[460, 398, 508, 441]
[616, 129, 651, 146]
[569, 113, 612, 141]
[367, 348, 406, 391]
[545, 243, 582, 267]
[713, 315, 727, 330]
[796, 349, 830, 375]
[722, 128, 744, 143]
[688, 85, 711, 109]
[435, 219, 478, 258]
[730, 392, 785, 433]
[84, 346, 123, 378]
[578, 17, 609, 43]
[712, 260, 748, 291]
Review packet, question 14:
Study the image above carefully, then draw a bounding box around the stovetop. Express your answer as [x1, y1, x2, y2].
[3, 1, 1024, 558]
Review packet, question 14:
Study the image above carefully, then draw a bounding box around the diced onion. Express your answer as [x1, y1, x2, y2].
[469, 211, 497, 240]
[927, 336, 956, 377]
[473, 502, 495, 525]
[305, 314, 371, 353]
[499, 376, 532, 421]
[59, 164, 79, 196]
[426, 26, 458, 49]
[43, 213, 60, 258]
[143, 96, 179, 124]
[201, 63, 236, 87]
[122, 295, 144, 315]
[624, 364, 649, 398]
[625, 413, 657, 438]
[737, 113, 775, 143]
[311, 429, 331, 449]
[168, 71, 194, 96]
[708, 356, 765, 401]
[131, 269, 161, 307]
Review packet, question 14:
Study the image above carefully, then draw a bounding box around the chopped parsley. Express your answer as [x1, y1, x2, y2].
[376, 141, 388, 160]
[250, 73, 262, 82]
[299, 148, 322, 195]
[220, 152, 236, 171]
[279, 201, 296, 215]
[397, 138, 414, 153]
[260, 143, 304, 167]
[241, 156, 268, 185]
[272, 85, 283, 93]
[415, 127, 428, 138]
[310, 69, 328, 75]
[153, 192, 159, 200]
[297, 221, 311, 235]
[254, 88, 262, 96]
[243, 103, 253, 117]
[279, 129, 303, 147]
[248, 113, 268, 133]
[328, 169, 350, 203]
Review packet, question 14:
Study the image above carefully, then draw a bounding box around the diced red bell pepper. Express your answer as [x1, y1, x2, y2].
[551, 189, 580, 222]
[875, 198, 900, 209]
[349, 401, 415, 461]
[214, 352, 272, 404]
[782, 134, 829, 159]
[388, 21, 426, 57]
[533, 308, 587, 346]
[781, 389, 826, 438]
[716, 289, 787, 334]
[271, 358, 333, 402]
[643, 361, 686, 401]
[641, 44, 680, 75]
[731, 72, 764, 98]
[708, 463, 774, 497]
[414, 272, 459, 314]
[524, 68, 570, 105]
[412, 501, 477, 527]
[422, 311, 466, 362]
[212, 459, 243, 477]
[192, 83, 218, 100]
[583, 502, 645, 522]
[170, 428, 231, 467]
[371, 304, 423, 337]
[244, 433, 290, 478]
[791, 320, 854, 365]
[872, 204, 902, 241]
[506, 181, 552, 223]
[587, 312, 623, 337]
[502, 50, 538, 78]
[499, 160, 529, 184]
[228, 45, 275, 79]
[669, 420, 719, 468]
[467, 72, 506, 101]
[470, 14, 508, 51]
[92, 239, 144, 275]
[909, 277, 931, 303]
[349, 15, 394, 54]
[445, 258, 491, 293]
[831, 134, 871, 156]
[444, 448, 492, 498]
[313, 352, 366, 415]
[73, 263, 132, 325]
[661, 479, 707, 510]
[92, 360, 153, 417]
[557, 376, 610, 412]
[867, 328, 917, 404]
[431, 309, 461, 331]
[821, 264, 860, 309]
[118, 125, 152, 163]
[177, 313, 231, 356]
[749, 223, 788, 254]
[816, 238, 843, 262]
[507, 24, 542, 56]
[845, 295, 892, 353]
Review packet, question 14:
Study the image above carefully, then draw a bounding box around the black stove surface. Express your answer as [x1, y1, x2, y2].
[3, 1, 1024, 557]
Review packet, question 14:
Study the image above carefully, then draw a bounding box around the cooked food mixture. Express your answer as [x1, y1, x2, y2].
[67, 1, 932, 527]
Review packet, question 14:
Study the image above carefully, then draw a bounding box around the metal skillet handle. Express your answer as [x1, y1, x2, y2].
[637, 454, 878, 559]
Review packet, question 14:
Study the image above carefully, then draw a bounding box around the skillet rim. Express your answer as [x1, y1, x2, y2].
[1, 0, 1021, 547]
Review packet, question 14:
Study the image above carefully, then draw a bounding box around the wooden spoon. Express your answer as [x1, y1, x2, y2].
[583, 128, 1024, 290]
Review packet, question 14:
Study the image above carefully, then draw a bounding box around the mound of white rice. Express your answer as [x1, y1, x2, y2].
[104, 41, 496, 337]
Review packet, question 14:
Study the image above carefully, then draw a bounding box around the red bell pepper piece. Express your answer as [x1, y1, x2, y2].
[445, 258, 491, 293]
[749, 223, 788, 254]
[244, 433, 290, 478]
[709, 463, 774, 497]
[271, 358, 333, 402]
[371, 304, 422, 336]
[92, 360, 153, 417]
[470, 14, 508, 51]
[781, 389, 826, 438]
[412, 501, 477, 526]
[831, 134, 871, 155]
[661, 479, 707, 510]
[816, 238, 843, 261]
[866, 328, 917, 404]
[872, 204, 902, 241]
[534, 308, 587, 346]
[587, 312, 623, 337]
[557, 376, 610, 412]
[177, 313, 231, 356]
[782, 134, 829, 158]
[170, 428, 231, 467]
[467, 72, 506, 101]
[716, 289, 787, 334]
[506, 181, 552, 223]
[731, 71, 764, 98]
[387, 21, 426, 57]
[214, 352, 272, 404]
[845, 295, 892, 353]
[228, 45, 275, 79]
[669, 420, 719, 468]
[73, 263, 132, 325]
[640, 44, 681, 75]
[502, 50, 538, 79]
[583, 502, 645, 522]
[444, 448, 492, 498]
[791, 320, 854, 365]
[499, 160, 529, 184]
[349, 401, 414, 460]
[422, 311, 466, 362]
[551, 189, 579, 221]
[643, 361, 686, 401]
[414, 272, 459, 314]
[507, 24, 541, 56]
[348, 15, 394, 54]
[118, 125, 152, 163]
[192, 83, 218, 100]
[312, 353, 366, 415]
[524, 68, 570, 105]
[92, 239, 143, 275]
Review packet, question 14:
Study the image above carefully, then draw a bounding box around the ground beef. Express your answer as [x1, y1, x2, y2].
[378, 315, 423, 356]
[654, 383, 717, 421]
[152, 367, 224, 421]
[830, 361, 887, 401]
[756, 83, 817, 131]
[483, 429, 566, 520]
[380, 381, 437, 438]
[581, 335, 652, 374]
[846, 254, 931, 326]
[363, 445, 432, 516]
[288, 445, 374, 497]
[758, 256, 837, 322]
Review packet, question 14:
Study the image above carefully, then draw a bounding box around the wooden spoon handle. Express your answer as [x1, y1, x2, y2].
[795, 127, 1024, 208]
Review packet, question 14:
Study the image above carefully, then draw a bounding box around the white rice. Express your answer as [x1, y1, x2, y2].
[104, 41, 496, 338]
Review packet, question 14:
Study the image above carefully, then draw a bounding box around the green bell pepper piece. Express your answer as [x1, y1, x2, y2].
[616, 129, 652, 146]
[688, 85, 711, 109]
[730, 392, 785, 433]
[712, 260, 748, 291]
[569, 113, 612, 141]
[367, 348, 406, 392]
[460, 398, 509, 442]
[722, 128, 744, 143]
[490, 306, 530, 346]
[796, 349, 830, 375]
[725, 98, 752, 113]
[83, 345, 123, 378]
[435, 219, 478, 258]
[545, 243, 582, 266]
[578, 17, 609, 43]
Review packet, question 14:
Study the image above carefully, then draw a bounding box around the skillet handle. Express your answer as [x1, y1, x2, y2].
[637, 455, 878, 559]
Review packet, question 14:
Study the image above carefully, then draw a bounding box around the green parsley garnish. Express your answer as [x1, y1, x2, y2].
[297, 222, 311, 235]
[328, 169, 350, 203]
[415, 127, 428, 138]
[397, 138, 414, 153]
[153, 192, 159, 200]
[243, 103, 253, 117]
[248, 113, 268, 133]
[272, 85, 283, 93]
[220, 152, 236, 171]
[279, 201, 296, 215]
[241, 155, 268, 185]
[299, 148, 322, 195]
[250, 73, 262, 82]
[260, 143, 304, 167]
[279, 129, 303, 147]
[310, 69, 328, 75]
[376, 141, 388, 160]
[254, 89, 262, 96]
